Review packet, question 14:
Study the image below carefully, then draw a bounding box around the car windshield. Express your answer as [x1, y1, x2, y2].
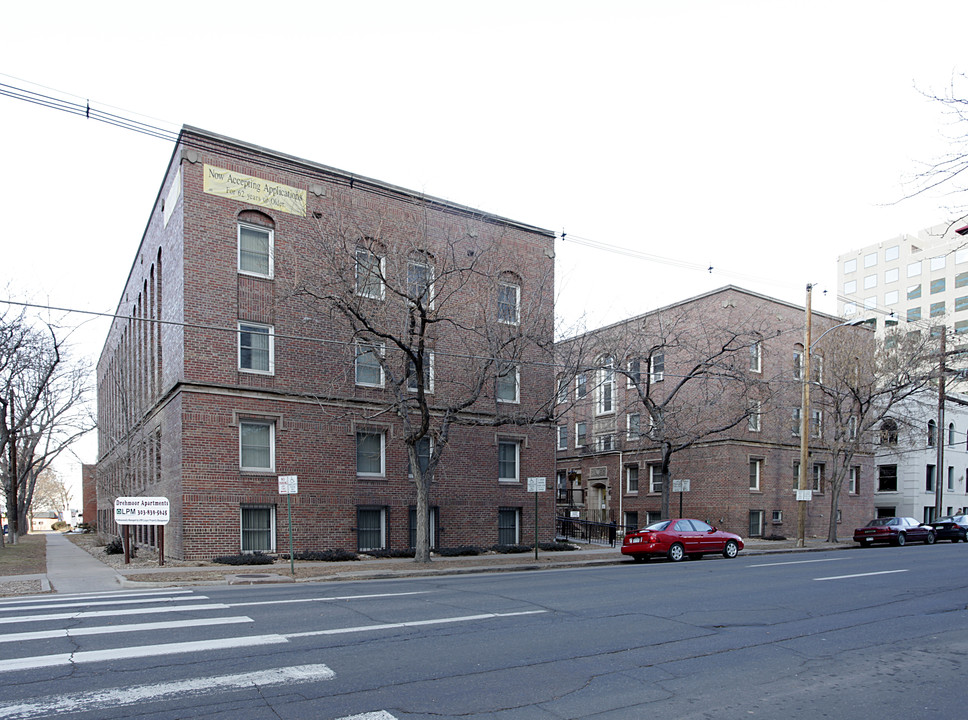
[866, 518, 894, 527]
[937, 516, 954, 523]
[644, 521, 672, 532]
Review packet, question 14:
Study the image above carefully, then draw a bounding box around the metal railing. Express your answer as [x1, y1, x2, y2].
[556, 516, 635, 547]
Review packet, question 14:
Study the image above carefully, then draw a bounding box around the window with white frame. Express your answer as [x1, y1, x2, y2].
[408, 436, 432, 478]
[355, 341, 384, 387]
[650, 353, 665, 383]
[848, 415, 858, 440]
[793, 344, 804, 379]
[238, 223, 273, 278]
[749, 459, 762, 491]
[810, 408, 822, 437]
[557, 425, 567, 450]
[947, 465, 955, 491]
[627, 413, 641, 440]
[498, 440, 520, 482]
[498, 507, 521, 545]
[649, 464, 663, 493]
[792, 407, 802, 436]
[556, 377, 568, 405]
[626, 465, 639, 493]
[238, 322, 274, 374]
[749, 510, 764, 537]
[576, 372, 588, 398]
[849, 466, 859, 494]
[355, 247, 385, 299]
[627, 358, 642, 387]
[575, 422, 587, 448]
[597, 356, 615, 414]
[496, 364, 520, 403]
[596, 434, 614, 451]
[772, 510, 783, 524]
[240, 505, 275, 552]
[407, 351, 434, 393]
[407, 257, 434, 307]
[747, 400, 761, 432]
[812, 462, 825, 492]
[240, 420, 274, 471]
[749, 340, 762, 372]
[356, 430, 385, 477]
[497, 282, 520, 325]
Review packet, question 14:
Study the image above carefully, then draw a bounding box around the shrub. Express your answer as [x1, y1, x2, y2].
[280, 549, 360, 562]
[104, 537, 137, 557]
[364, 548, 415, 559]
[491, 544, 532, 554]
[51, 521, 70, 531]
[76, 523, 96, 534]
[436, 545, 484, 557]
[212, 552, 274, 565]
[538, 541, 578, 552]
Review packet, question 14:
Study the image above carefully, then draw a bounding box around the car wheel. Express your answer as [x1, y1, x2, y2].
[895, 533, 906, 546]
[723, 540, 739, 559]
[688, 554, 703, 561]
[926, 532, 936, 545]
[668, 543, 685, 562]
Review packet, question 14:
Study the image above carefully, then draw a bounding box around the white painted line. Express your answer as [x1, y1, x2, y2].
[0, 594, 210, 614]
[0, 664, 335, 719]
[748, 558, 847, 568]
[0, 634, 289, 673]
[0, 616, 254, 644]
[0, 602, 232, 625]
[226, 590, 428, 609]
[285, 610, 547, 639]
[0, 589, 195, 608]
[815, 569, 909, 581]
[337, 712, 398, 720]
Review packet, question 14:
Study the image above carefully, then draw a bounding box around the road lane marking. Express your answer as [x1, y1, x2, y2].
[0, 603, 233, 625]
[0, 589, 195, 608]
[337, 713, 398, 720]
[226, 590, 428, 609]
[0, 594, 210, 614]
[747, 558, 846, 568]
[0, 664, 335, 720]
[0, 616, 254, 644]
[285, 610, 547, 638]
[815, 569, 909, 581]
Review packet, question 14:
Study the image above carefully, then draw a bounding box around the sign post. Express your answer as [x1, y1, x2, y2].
[527, 476, 547, 560]
[114, 497, 170, 566]
[278, 475, 298, 575]
[672, 479, 691, 517]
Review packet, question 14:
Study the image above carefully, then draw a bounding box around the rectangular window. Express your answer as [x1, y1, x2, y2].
[576, 372, 588, 398]
[557, 425, 568, 451]
[812, 463, 825, 492]
[357, 506, 386, 551]
[597, 434, 614, 451]
[627, 359, 641, 387]
[575, 422, 587, 448]
[749, 459, 762, 491]
[749, 341, 762, 372]
[240, 505, 275, 552]
[238, 223, 272, 277]
[407, 351, 434, 393]
[885, 267, 899, 283]
[864, 252, 877, 268]
[792, 407, 802, 436]
[627, 413, 641, 440]
[356, 431, 385, 477]
[864, 296, 877, 310]
[926, 464, 936, 492]
[958, 249, 968, 265]
[240, 421, 274, 471]
[496, 364, 520, 404]
[907, 284, 922, 300]
[355, 248, 385, 299]
[793, 461, 801, 489]
[885, 245, 899, 261]
[772, 510, 783, 524]
[848, 415, 858, 440]
[624, 511, 639, 530]
[844, 258, 857, 274]
[931, 255, 946, 271]
[748, 400, 761, 432]
[878, 464, 898, 492]
[849, 466, 860, 494]
[810, 409, 822, 437]
[844, 280, 857, 294]
[907, 307, 921, 322]
[597, 357, 615, 414]
[498, 440, 520, 482]
[355, 342, 384, 387]
[408, 436, 432, 478]
[864, 274, 877, 290]
[749, 510, 764, 538]
[884, 290, 899, 305]
[931, 278, 946, 294]
[650, 354, 665, 383]
[957, 271, 968, 288]
[409, 506, 439, 550]
[498, 507, 521, 545]
[957, 296, 968, 312]
[626, 465, 639, 493]
[649, 464, 663, 493]
[948, 466, 955, 491]
[931, 301, 946, 318]
[793, 348, 803, 379]
[908, 261, 922, 278]
[497, 282, 520, 325]
[957, 320, 968, 334]
[407, 259, 434, 306]
[238, 323, 274, 374]
[556, 377, 568, 405]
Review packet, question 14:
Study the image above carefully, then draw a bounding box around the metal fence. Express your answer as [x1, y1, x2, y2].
[556, 516, 635, 547]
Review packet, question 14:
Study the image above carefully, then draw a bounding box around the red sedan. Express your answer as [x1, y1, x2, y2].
[853, 517, 936, 546]
[621, 518, 744, 562]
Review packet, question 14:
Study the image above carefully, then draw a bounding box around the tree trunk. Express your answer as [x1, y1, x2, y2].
[412, 451, 432, 563]
[826, 481, 842, 543]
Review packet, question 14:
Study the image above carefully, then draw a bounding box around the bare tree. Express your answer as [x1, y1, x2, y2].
[290, 193, 556, 562]
[810, 326, 934, 541]
[31, 468, 72, 514]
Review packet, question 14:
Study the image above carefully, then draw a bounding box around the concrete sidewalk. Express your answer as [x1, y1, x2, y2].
[44, 532, 123, 594]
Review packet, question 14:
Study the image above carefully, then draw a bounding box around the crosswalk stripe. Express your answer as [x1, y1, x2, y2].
[0, 664, 335, 719]
[336, 713, 398, 720]
[0, 634, 289, 673]
[0, 594, 210, 614]
[0, 602, 232, 625]
[0, 616, 254, 644]
[0, 589, 194, 608]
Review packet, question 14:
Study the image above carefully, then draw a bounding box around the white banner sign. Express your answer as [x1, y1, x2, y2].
[114, 496, 170, 525]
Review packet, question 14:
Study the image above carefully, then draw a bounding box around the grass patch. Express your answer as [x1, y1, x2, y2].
[0, 534, 47, 575]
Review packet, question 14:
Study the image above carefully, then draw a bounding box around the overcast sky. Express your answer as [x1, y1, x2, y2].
[3, 0, 967, 489]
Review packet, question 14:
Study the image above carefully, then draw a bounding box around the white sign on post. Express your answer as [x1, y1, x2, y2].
[527, 476, 547, 493]
[278, 475, 298, 495]
[672, 479, 691, 493]
[114, 497, 170, 525]
[796, 489, 813, 501]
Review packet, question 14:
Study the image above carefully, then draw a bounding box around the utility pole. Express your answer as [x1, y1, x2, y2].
[797, 284, 812, 548]
[936, 325, 946, 519]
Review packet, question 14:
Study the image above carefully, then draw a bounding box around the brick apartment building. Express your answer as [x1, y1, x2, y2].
[554, 286, 877, 540]
[95, 126, 556, 560]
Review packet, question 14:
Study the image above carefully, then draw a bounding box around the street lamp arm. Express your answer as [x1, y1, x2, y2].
[810, 319, 868, 350]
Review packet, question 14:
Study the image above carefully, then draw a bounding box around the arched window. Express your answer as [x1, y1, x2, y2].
[880, 419, 898, 446]
[949, 423, 956, 446]
[928, 419, 937, 447]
